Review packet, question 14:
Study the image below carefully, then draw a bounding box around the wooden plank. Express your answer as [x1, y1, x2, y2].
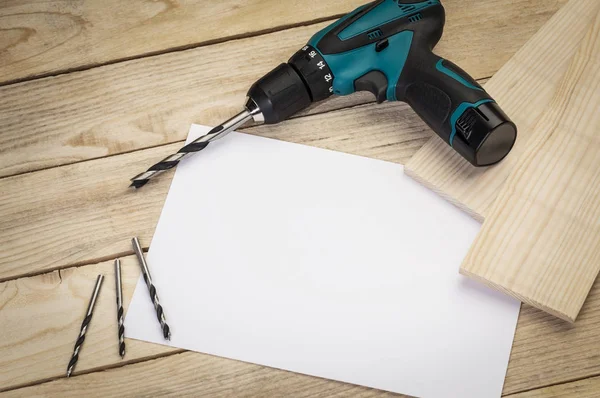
[461, 14, 600, 322]
[0, 0, 566, 178]
[0, 0, 366, 85]
[3, 217, 600, 394]
[0, 350, 400, 397]
[405, 0, 600, 222]
[508, 376, 600, 398]
[3, 259, 600, 396]
[0, 256, 176, 392]
[503, 281, 600, 394]
[7, 358, 600, 398]
[0, 101, 433, 282]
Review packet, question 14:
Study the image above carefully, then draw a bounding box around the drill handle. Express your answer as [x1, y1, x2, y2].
[397, 50, 489, 143]
[397, 50, 515, 165]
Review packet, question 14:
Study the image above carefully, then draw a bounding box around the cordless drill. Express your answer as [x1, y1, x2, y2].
[131, 0, 517, 188]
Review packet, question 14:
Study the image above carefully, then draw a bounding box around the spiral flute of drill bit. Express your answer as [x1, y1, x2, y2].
[145, 273, 170, 340]
[67, 274, 104, 377]
[131, 237, 171, 340]
[130, 109, 255, 189]
[114, 259, 126, 358]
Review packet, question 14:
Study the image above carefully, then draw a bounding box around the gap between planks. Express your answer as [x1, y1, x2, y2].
[0, 248, 138, 284]
[4, 192, 600, 395]
[0, 76, 490, 183]
[0, 0, 563, 179]
[5, 345, 600, 397]
[0, 99, 438, 282]
[503, 374, 600, 397]
[1, 0, 378, 85]
[0, 350, 186, 394]
[0, 14, 345, 89]
[0, 92, 375, 182]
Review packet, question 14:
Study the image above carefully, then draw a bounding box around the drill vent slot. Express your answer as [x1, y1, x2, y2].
[456, 109, 478, 141]
[368, 29, 383, 40]
[408, 13, 423, 23]
[395, 0, 436, 12]
[397, 4, 416, 12]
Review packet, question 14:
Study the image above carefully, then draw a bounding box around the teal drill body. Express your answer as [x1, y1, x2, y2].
[249, 0, 517, 167]
[308, 0, 436, 101]
[130, 0, 518, 188]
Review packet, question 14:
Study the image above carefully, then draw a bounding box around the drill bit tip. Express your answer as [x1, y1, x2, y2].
[115, 259, 126, 359]
[129, 179, 149, 189]
[129, 109, 256, 188]
[132, 237, 172, 341]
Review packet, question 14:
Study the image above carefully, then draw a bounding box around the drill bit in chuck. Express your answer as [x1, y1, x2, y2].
[130, 101, 261, 189]
[114, 259, 126, 358]
[131, 237, 171, 340]
[67, 274, 104, 377]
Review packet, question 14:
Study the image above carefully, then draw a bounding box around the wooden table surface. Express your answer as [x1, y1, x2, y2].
[2, 0, 600, 396]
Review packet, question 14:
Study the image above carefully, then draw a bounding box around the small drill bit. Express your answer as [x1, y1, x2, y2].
[67, 274, 104, 377]
[130, 108, 256, 189]
[131, 237, 171, 340]
[114, 259, 126, 358]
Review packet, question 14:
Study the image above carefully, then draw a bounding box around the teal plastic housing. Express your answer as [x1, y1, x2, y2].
[338, 0, 439, 40]
[317, 31, 413, 101]
[308, 0, 440, 101]
[306, 0, 498, 151]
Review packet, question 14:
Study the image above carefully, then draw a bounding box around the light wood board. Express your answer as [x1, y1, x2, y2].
[405, 0, 600, 222]
[0, 0, 565, 178]
[461, 13, 600, 322]
[0, 0, 366, 84]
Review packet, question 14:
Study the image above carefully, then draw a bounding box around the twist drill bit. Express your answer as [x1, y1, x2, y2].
[130, 103, 261, 189]
[114, 259, 126, 358]
[132, 237, 171, 340]
[67, 274, 104, 377]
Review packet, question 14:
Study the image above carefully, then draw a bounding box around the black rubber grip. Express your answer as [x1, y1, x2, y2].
[396, 49, 516, 166]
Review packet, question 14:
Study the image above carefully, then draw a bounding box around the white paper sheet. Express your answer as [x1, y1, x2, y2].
[126, 124, 520, 398]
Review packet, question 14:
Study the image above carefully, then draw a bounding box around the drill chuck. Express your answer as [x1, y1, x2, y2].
[247, 45, 334, 124]
[247, 63, 311, 124]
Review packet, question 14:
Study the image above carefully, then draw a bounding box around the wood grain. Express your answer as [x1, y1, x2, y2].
[0, 350, 402, 398]
[0, 0, 566, 178]
[5, 193, 600, 394]
[461, 13, 600, 322]
[0, 0, 366, 85]
[0, 256, 175, 391]
[405, 0, 600, 222]
[7, 359, 600, 398]
[504, 279, 600, 394]
[0, 101, 433, 282]
[4, 0, 600, 395]
[508, 375, 600, 398]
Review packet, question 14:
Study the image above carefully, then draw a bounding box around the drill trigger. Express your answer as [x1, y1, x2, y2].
[354, 70, 388, 103]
